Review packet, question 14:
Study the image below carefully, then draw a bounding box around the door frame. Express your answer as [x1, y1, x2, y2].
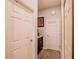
[61, 0, 74, 59]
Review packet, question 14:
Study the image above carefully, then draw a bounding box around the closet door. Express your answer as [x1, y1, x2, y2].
[6, 0, 37, 59]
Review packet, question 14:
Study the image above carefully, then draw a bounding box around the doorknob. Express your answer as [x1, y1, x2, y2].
[30, 40, 33, 42]
[47, 35, 48, 37]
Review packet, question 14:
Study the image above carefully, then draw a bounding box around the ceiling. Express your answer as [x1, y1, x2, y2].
[38, 0, 61, 10]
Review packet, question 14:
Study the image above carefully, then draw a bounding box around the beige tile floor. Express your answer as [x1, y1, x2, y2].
[38, 49, 61, 59]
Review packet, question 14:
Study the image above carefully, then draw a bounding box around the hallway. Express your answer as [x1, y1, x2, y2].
[38, 0, 62, 59]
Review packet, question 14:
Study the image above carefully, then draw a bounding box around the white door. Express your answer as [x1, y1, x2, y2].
[13, 5, 34, 59]
[6, 0, 37, 59]
[45, 19, 61, 51]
